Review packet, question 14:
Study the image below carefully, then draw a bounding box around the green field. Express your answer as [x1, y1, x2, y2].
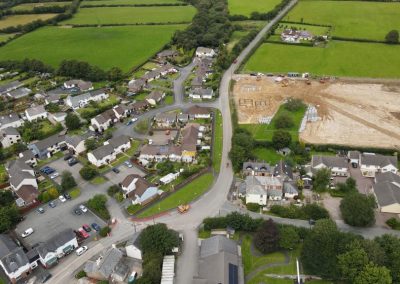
[0, 25, 185, 71]
[245, 41, 400, 78]
[62, 6, 196, 25]
[137, 172, 214, 217]
[11, 2, 71, 11]
[82, 0, 180, 6]
[0, 14, 57, 29]
[252, 147, 283, 164]
[284, 1, 400, 41]
[0, 33, 15, 43]
[228, 0, 282, 16]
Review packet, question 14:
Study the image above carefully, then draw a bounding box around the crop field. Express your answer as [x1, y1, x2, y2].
[10, 2, 71, 11]
[284, 0, 400, 41]
[244, 41, 400, 78]
[0, 25, 185, 71]
[0, 14, 57, 29]
[228, 0, 282, 16]
[62, 6, 196, 25]
[81, 0, 180, 6]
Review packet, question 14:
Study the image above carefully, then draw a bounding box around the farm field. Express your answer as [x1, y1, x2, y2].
[228, 0, 282, 16]
[62, 6, 196, 25]
[0, 14, 57, 29]
[0, 25, 185, 71]
[81, 0, 180, 6]
[284, 0, 400, 40]
[244, 41, 400, 78]
[10, 2, 71, 11]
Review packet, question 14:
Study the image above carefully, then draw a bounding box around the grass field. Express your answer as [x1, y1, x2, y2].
[81, 0, 180, 6]
[62, 6, 196, 25]
[11, 2, 71, 11]
[228, 0, 282, 16]
[0, 14, 57, 29]
[284, 1, 400, 41]
[227, 30, 249, 52]
[252, 147, 283, 164]
[137, 172, 214, 217]
[244, 41, 400, 78]
[0, 25, 185, 71]
[213, 109, 223, 173]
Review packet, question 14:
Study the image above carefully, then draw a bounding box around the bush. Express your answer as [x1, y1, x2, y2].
[272, 130, 291, 149]
[270, 204, 329, 221]
[79, 166, 98, 180]
[284, 97, 305, 112]
[203, 212, 262, 232]
[386, 218, 400, 230]
[340, 193, 376, 227]
[254, 219, 280, 253]
[61, 171, 77, 192]
[385, 30, 399, 44]
[246, 203, 260, 212]
[99, 226, 111, 237]
[127, 204, 142, 215]
[114, 192, 124, 203]
[274, 114, 294, 129]
[87, 194, 110, 220]
[107, 185, 120, 197]
[75, 270, 86, 279]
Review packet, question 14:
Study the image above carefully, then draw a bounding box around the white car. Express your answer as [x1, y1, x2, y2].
[21, 228, 34, 238]
[79, 205, 88, 213]
[59, 195, 66, 203]
[76, 246, 88, 256]
[124, 161, 133, 168]
[148, 139, 153, 145]
[131, 117, 138, 122]
[50, 172, 59, 179]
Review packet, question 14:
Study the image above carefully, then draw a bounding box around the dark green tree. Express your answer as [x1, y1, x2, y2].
[385, 30, 399, 44]
[274, 114, 294, 129]
[84, 138, 98, 151]
[107, 67, 123, 82]
[139, 223, 179, 255]
[61, 171, 77, 192]
[271, 130, 291, 149]
[79, 166, 98, 180]
[338, 242, 369, 283]
[279, 226, 300, 250]
[65, 113, 81, 130]
[313, 168, 331, 192]
[340, 192, 375, 227]
[354, 263, 392, 284]
[254, 219, 280, 253]
[375, 234, 400, 282]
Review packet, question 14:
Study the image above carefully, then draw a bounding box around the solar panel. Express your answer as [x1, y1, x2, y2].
[228, 263, 238, 284]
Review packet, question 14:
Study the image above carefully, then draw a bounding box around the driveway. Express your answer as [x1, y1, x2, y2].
[349, 166, 373, 194]
[46, 157, 84, 186]
[105, 164, 146, 185]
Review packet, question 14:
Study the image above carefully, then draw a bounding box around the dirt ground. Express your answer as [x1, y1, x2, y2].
[232, 75, 400, 149]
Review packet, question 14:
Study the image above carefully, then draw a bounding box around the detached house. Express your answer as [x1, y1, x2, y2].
[146, 90, 165, 106]
[195, 47, 216, 58]
[360, 153, 398, 177]
[87, 135, 131, 167]
[64, 79, 93, 91]
[185, 105, 211, 119]
[65, 135, 86, 154]
[244, 176, 283, 204]
[189, 87, 214, 100]
[120, 174, 161, 204]
[91, 109, 116, 133]
[0, 114, 23, 130]
[311, 155, 348, 177]
[65, 89, 109, 109]
[373, 172, 400, 214]
[28, 133, 66, 159]
[25, 105, 47, 121]
[0, 127, 21, 148]
[6, 88, 31, 100]
[0, 81, 23, 95]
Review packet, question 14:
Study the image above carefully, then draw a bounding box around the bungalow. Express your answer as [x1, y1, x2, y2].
[360, 153, 398, 177]
[185, 105, 211, 120]
[25, 105, 47, 122]
[65, 89, 109, 109]
[157, 50, 179, 61]
[6, 88, 31, 100]
[189, 88, 214, 100]
[195, 47, 216, 58]
[139, 144, 181, 162]
[0, 114, 23, 130]
[128, 78, 146, 94]
[281, 29, 313, 43]
[125, 233, 142, 260]
[63, 79, 93, 91]
[0, 234, 31, 284]
[65, 135, 86, 154]
[87, 135, 131, 167]
[373, 172, 400, 214]
[244, 175, 283, 205]
[146, 90, 165, 106]
[311, 155, 348, 177]
[120, 174, 151, 199]
[154, 112, 176, 128]
[28, 133, 66, 159]
[0, 127, 21, 148]
[0, 81, 23, 95]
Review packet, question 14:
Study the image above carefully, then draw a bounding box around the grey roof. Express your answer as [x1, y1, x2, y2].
[91, 144, 114, 160]
[274, 160, 293, 180]
[90, 88, 107, 97]
[147, 90, 164, 101]
[64, 79, 92, 91]
[67, 93, 91, 108]
[7, 87, 31, 99]
[0, 81, 23, 94]
[0, 113, 21, 128]
[312, 155, 348, 168]
[47, 87, 68, 97]
[360, 153, 397, 168]
[7, 159, 34, 188]
[376, 172, 400, 184]
[283, 182, 298, 195]
[36, 229, 76, 258]
[374, 181, 400, 207]
[157, 50, 178, 57]
[0, 127, 19, 137]
[196, 47, 214, 54]
[0, 234, 29, 274]
[31, 133, 65, 152]
[243, 161, 273, 173]
[155, 112, 176, 122]
[18, 149, 35, 161]
[192, 87, 213, 96]
[26, 105, 46, 117]
[126, 232, 141, 248]
[84, 247, 123, 278]
[200, 235, 238, 259]
[244, 176, 282, 197]
[109, 135, 130, 149]
[65, 135, 84, 148]
[348, 150, 360, 160]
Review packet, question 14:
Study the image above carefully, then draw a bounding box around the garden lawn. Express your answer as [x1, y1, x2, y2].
[0, 164, 7, 183]
[164, 95, 174, 105]
[244, 41, 400, 78]
[62, 6, 196, 25]
[90, 176, 108, 185]
[81, 0, 180, 6]
[11, 2, 71, 11]
[0, 14, 57, 29]
[213, 109, 223, 173]
[137, 172, 214, 217]
[252, 147, 283, 164]
[228, 0, 282, 16]
[69, 187, 81, 198]
[284, 1, 400, 41]
[0, 25, 185, 71]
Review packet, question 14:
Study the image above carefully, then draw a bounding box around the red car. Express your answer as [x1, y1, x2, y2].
[82, 224, 91, 232]
[78, 228, 90, 239]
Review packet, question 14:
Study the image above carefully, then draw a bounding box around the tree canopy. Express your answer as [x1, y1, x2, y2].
[340, 192, 376, 227]
[65, 113, 81, 130]
[385, 30, 399, 44]
[313, 168, 331, 192]
[254, 219, 280, 254]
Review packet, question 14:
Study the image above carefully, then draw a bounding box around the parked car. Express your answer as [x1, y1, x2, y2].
[76, 246, 88, 256]
[64, 192, 71, 200]
[78, 228, 90, 239]
[74, 208, 82, 215]
[131, 117, 138, 122]
[126, 120, 133, 126]
[112, 167, 120, 173]
[68, 158, 78, 166]
[64, 154, 72, 161]
[79, 205, 88, 213]
[49, 201, 56, 208]
[91, 223, 101, 232]
[124, 161, 133, 168]
[40, 272, 52, 283]
[37, 207, 45, 214]
[59, 195, 66, 203]
[41, 166, 55, 175]
[21, 228, 34, 238]
[50, 172, 59, 179]
[82, 224, 91, 232]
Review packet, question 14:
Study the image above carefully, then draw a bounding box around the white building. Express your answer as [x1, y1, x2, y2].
[88, 135, 131, 167]
[360, 153, 398, 178]
[0, 114, 23, 130]
[160, 172, 180, 185]
[311, 155, 348, 177]
[65, 89, 109, 109]
[195, 47, 216, 58]
[125, 233, 142, 260]
[0, 127, 21, 148]
[25, 105, 47, 122]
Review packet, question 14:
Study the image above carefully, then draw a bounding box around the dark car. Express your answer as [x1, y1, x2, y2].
[36, 207, 45, 214]
[112, 167, 120, 173]
[64, 192, 71, 200]
[82, 224, 91, 232]
[68, 158, 78, 166]
[91, 223, 101, 232]
[74, 208, 82, 215]
[40, 272, 52, 283]
[49, 201, 56, 208]
[64, 154, 73, 161]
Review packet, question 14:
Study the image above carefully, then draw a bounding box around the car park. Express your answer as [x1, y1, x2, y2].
[64, 154, 73, 161]
[68, 158, 78, 166]
[78, 228, 90, 239]
[21, 228, 34, 238]
[124, 161, 133, 168]
[126, 120, 133, 126]
[131, 117, 138, 122]
[79, 205, 88, 213]
[50, 172, 59, 179]
[49, 201, 56, 208]
[41, 166, 55, 175]
[59, 195, 66, 203]
[36, 207, 45, 214]
[74, 208, 82, 215]
[91, 223, 101, 231]
[76, 246, 88, 256]
[64, 192, 71, 200]
[112, 167, 120, 173]
[82, 224, 91, 232]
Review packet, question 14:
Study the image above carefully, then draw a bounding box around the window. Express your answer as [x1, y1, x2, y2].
[228, 263, 238, 284]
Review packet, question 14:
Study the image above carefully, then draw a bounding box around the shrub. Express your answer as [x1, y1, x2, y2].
[61, 171, 77, 192]
[107, 185, 120, 197]
[340, 193, 375, 227]
[246, 203, 260, 212]
[87, 194, 110, 220]
[254, 219, 280, 253]
[114, 192, 124, 203]
[127, 204, 142, 215]
[284, 97, 305, 112]
[79, 166, 98, 180]
[270, 204, 329, 221]
[272, 130, 291, 149]
[386, 218, 400, 230]
[385, 30, 399, 44]
[75, 270, 86, 279]
[99, 226, 111, 237]
[274, 114, 294, 129]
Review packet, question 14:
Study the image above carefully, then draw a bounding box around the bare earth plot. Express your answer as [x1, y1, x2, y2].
[232, 75, 400, 149]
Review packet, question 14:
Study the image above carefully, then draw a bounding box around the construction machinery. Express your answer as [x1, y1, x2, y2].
[281, 79, 289, 87]
[177, 204, 190, 214]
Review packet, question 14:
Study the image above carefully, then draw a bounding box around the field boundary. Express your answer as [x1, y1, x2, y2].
[59, 21, 191, 27]
[80, 3, 188, 7]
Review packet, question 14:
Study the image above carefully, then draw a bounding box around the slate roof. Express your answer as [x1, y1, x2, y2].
[84, 247, 123, 279]
[126, 232, 141, 248]
[121, 174, 151, 197]
[312, 155, 348, 168]
[0, 127, 19, 137]
[7, 87, 31, 99]
[0, 234, 29, 275]
[273, 160, 293, 180]
[360, 153, 397, 168]
[376, 172, 400, 184]
[243, 161, 273, 173]
[200, 235, 238, 258]
[36, 229, 76, 258]
[65, 135, 84, 148]
[185, 105, 210, 116]
[91, 144, 114, 160]
[7, 159, 34, 189]
[244, 176, 282, 196]
[26, 105, 46, 117]
[348, 150, 360, 160]
[374, 181, 400, 207]
[0, 81, 23, 94]
[67, 93, 91, 108]
[0, 113, 21, 128]
[155, 112, 176, 123]
[192, 87, 213, 97]
[109, 135, 130, 149]
[31, 133, 65, 152]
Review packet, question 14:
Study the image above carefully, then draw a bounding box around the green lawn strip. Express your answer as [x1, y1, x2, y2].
[133, 92, 149, 101]
[11, 2, 71, 11]
[228, 0, 282, 17]
[227, 30, 249, 52]
[90, 176, 108, 185]
[212, 109, 223, 173]
[0, 14, 57, 29]
[137, 172, 214, 218]
[252, 147, 284, 164]
[0, 33, 16, 43]
[164, 95, 174, 105]
[62, 6, 196, 25]
[82, 0, 181, 6]
[244, 41, 400, 78]
[69, 187, 81, 199]
[198, 229, 212, 239]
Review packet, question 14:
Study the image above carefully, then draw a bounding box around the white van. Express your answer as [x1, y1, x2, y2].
[21, 228, 34, 238]
[76, 246, 88, 256]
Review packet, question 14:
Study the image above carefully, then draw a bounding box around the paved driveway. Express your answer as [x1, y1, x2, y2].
[105, 164, 146, 185]
[46, 157, 84, 186]
[349, 166, 373, 194]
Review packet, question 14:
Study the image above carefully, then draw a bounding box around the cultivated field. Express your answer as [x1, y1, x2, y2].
[62, 6, 196, 25]
[10, 2, 71, 11]
[81, 0, 180, 6]
[244, 41, 400, 78]
[0, 14, 57, 29]
[284, 0, 400, 40]
[0, 25, 185, 71]
[232, 75, 400, 149]
[228, 0, 282, 16]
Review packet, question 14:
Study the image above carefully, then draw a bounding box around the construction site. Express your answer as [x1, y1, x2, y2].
[232, 75, 400, 149]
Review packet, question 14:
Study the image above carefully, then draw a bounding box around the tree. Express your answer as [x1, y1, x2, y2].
[336, 177, 357, 194]
[65, 113, 81, 130]
[61, 171, 77, 192]
[85, 138, 98, 151]
[79, 166, 98, 180]
[375, 234, 400, 282]
[385, 30, 399, 44]
[340, 192, 375, 227]
[107, 67, 123, 81]
[254, 219, 280, 254]
[0, 191, 15, 207]
[139, 224, 179, 255]
[354, 263, 392, 284]
[271, 130, 291, 150]
[284, 97, 305, 112]
[46, 102, 61, 113]
[48, 187, 59, 199]
[274, 114, 294, 129]
[87, 194, 110, 220]
[338, 243, 369, 283]
[0, 205, 20, 233]
[156, 160, 175, 176]
[279, 226, 300, 250]
[313, 168, 331, 192]
[303, 203, 330, 220]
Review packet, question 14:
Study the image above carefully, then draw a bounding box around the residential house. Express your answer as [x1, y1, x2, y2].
[0, 81, 23, 95]
[45, 89, 64, 105]
[273, 160, 293, 181]
[0, 127, 21, 148]
[177, 113, 189, 124]
[129, 100, 150, 113]
[146, 90, 165, 106]
[373, 172, 400, 213]
[311, 155, 348, 177]
[191, 76, 204, 89]
[48, 112, 67, 124]
[281, 29, 314, 43]
[25, 105, 47, 122]
[0, 114, 23, 130]
[125, 232, 142, 260]
[360, 153, 398, 177]
[157, 50, 178, 61]
[244, 175, 283, 204]
[18, 150, 37, 167]
[128, 78, 146, 94]
[6, 88, 31, 100]
[185, 105, 211, 119]
[87, 135, 131, 167]
[120, 174, 151, 199]
[181, 123, 200, 163]
[195, 47, 216, 58]
[189, 87, 214, 100]
[154, 112, 176, 128]
[160, 172, 180, 185]
[65, 89, 109, 109]
[36, 229, 78, 268]
[193, 235, 244, 284]
[139, 144, 181, 162]
[91, 109, 116, 132]
[0, 234, 31, 283]
[348, 150, 360, 166]
[29, 133, 66, 159]
[64, 80, 93, 91]
[242, 161, 273, 177]
[112, 104, 129, 120]
[65, 135, 86, 154]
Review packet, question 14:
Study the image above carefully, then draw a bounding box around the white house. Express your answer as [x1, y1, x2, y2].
[0, 127, 21, 148]
[244, 176, 284, 205]
[65, 135, 86, 154]
[120, 174, 151, 199]
[360, 153, 398, 177]
[125, 233, 142, 260]
[160, 172, 180, 185]
[65, 89, 109, 109]
[195, 47, 216, 58]
[48, 112, 67, 124]
[311, 155, 348, 177]
[90, 110, 115, 132]
[88, 135, 131, 167]
[0, 114, 23, 130]
[189, 88, 214, 100]
[63, 79, 93, 91]
[25, 105, 47, 122]
[146, 90, 165, 106]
